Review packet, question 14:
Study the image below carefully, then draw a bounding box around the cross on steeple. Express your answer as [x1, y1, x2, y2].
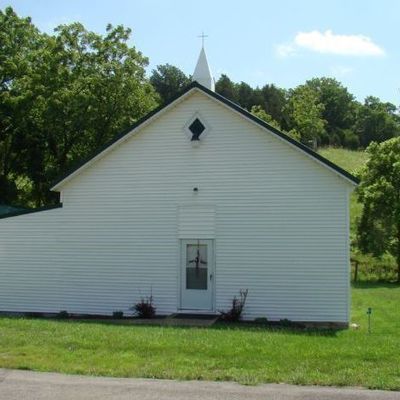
[192, 32, 215, 91]
[198, 31, 208, 48]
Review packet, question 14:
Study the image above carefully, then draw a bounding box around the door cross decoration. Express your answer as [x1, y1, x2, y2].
[188, 240, 208, 275]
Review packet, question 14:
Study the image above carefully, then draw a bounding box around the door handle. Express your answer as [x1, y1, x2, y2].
[210, 273, 213, 281]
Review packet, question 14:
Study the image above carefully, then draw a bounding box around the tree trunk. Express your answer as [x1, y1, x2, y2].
[397, 235, 400, 283]
[397, 255, 400, 283]
[397, 222, 400, 283]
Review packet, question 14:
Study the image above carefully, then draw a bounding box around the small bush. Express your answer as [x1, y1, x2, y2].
[24, 312, 44, 318]
[254, 317, 268, 324]
[279, 318, 293, 327]
[351, 252, 397, 282]
[56, 310, 69, 319]
[113, 310, 124, 319]
[343, 130, 360, 150]
[329, 133, 342, 147]
[131, 296, 156, 319]
[219, 289, 248, 322]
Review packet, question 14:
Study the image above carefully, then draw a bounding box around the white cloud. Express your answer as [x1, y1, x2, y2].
[275, 43, 296, 58]
[276, 30, 385, 57]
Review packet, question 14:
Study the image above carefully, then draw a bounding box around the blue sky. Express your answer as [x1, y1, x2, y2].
[2, 0, 399, 104]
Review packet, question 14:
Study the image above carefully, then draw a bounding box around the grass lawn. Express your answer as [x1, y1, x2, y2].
[0, 283, 399, 389]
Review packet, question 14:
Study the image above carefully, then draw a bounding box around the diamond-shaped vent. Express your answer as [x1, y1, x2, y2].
[188, 118, 205, 141]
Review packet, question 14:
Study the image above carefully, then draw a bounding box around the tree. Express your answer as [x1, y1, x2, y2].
[251, 105, 300, 141]
[260, 84, 288, 127]
[354, 96, 400, 148]
[356, 137, 400, 281]
[0, 10, 158, 206]
[236, 82, 256, 110]
[250, 105, 281, 130]
[285, 85, 326, 146]
[0, 7, 42, 204]
[215, 74, 238, 103]
[150, 64, 190, 104]
[216, 77, 288, 125]
[305, 77, 357, 145]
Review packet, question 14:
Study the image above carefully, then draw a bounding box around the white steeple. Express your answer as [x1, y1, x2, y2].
[192, 46, 215, 91]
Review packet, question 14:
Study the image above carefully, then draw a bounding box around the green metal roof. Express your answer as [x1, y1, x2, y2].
[0, 204, 28, 216]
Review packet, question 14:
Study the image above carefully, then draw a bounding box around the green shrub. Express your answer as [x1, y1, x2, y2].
[56, 310, 69, 319]
[279, 318, 294, 327]
[113, 310, 124, 319]
[343, 130, 360, 150]
[351, 252, 397, 282]
[24, 312, 44, 318]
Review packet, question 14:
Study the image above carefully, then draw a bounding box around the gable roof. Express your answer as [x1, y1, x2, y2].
[51, 81, 359, 190]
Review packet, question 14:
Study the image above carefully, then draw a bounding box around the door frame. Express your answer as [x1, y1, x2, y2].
[178, 239, 216, 313]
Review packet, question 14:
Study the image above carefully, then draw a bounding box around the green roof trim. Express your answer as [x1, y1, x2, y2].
[0, 204, 27, 216]
[0, 203, 63, 220]
[51, 81, 359, 188]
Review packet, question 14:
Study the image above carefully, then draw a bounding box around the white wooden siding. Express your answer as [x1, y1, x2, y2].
[0, 91, 351, 322]
[178, 205, 216, 238]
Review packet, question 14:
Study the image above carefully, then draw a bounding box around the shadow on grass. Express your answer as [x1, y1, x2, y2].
[208, 322, 340, 337]
[0, 314, 340, 337]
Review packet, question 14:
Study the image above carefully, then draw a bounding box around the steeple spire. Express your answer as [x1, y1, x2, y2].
[192, 33, 215, 91]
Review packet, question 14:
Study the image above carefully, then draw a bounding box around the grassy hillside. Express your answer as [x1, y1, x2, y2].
[318, 147, 368, 175]
[318, 147, 367, 235]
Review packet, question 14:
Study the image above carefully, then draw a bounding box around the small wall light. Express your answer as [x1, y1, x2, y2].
[193, 187, 199, 193]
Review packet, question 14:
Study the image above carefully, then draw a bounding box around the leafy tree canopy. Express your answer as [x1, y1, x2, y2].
[285, 85, 326, 146]
[250, 105, 300, 141]
[250, 105, 281, 130]
[215, 73, 399, 150]
[0, 7, 158, 206]
[0, 7, 42, 204]
[356, 137, 400, 281]
[260, 84, 288, 128]
[215, 74, 238, 103]
[150, 64, 190, 104]
[305, 77, 356, 133]
[354, 96, 400, 148]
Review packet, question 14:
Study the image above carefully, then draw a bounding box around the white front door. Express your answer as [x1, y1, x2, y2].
[180, 239, 214, 311]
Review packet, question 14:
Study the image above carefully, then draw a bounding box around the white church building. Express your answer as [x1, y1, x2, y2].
[0, 47, 358, 325]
